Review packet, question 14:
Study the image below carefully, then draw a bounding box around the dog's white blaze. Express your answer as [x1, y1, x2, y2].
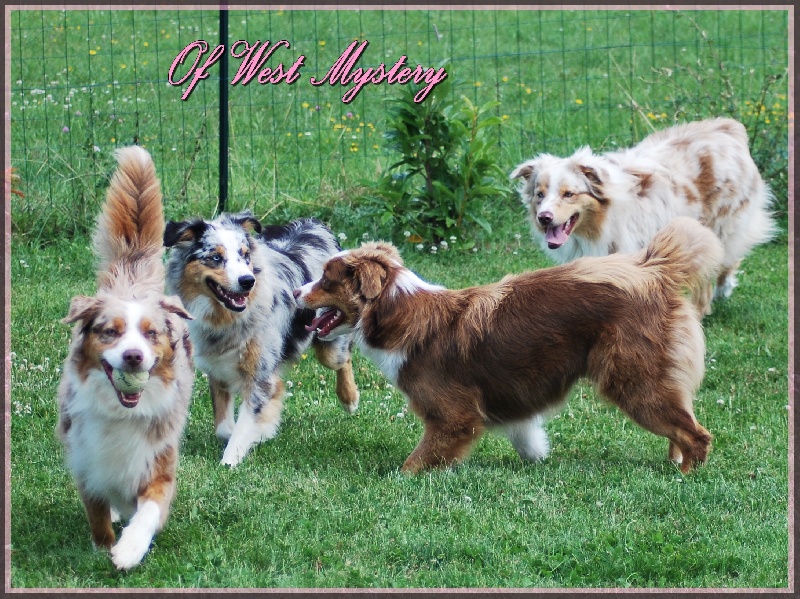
[217, 228, 253, 287]
[110, 499, 161, 569]
[502, 415, 550, 461]
[391, 269, 444, 297]
[294, 280, 315, 305]
[102, 302, 156, 371]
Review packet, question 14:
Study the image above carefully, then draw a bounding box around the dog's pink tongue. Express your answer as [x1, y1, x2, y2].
[545, 224, 569, 248]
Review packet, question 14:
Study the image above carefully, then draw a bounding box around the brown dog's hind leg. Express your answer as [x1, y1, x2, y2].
[313, 337, 360, 413]
[618, 393, 712, 474]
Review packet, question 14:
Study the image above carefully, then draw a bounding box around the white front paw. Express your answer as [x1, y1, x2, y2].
[109, 500, 160, 570]
[110, 529, 152, 570]
[220, 441, 248, 467]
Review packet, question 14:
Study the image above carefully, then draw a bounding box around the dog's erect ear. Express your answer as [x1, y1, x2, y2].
[227, 211, 263, 235]
[510, 160, 536, 182]
[354, 260, 388, 301]
[160, 295, 193, 321]
[164, 219, 208, 247]
[62, 295, 103, 325]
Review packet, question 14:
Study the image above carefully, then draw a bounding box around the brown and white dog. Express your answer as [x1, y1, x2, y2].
[56, 146, 195, 569]
[295, 217, 723, 475]
[510, 118, 776, 314]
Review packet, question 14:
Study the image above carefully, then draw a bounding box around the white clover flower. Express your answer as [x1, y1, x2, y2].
[416, 244, 424, 251]
[338, 232, 347, 241]
[403, 231, 411, 238]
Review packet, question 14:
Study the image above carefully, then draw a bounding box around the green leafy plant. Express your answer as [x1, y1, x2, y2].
[358, 75, 513, 246]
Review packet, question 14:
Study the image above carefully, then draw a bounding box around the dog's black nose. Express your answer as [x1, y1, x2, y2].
[122, 349, 144, 367]
[538, 211, 554, 226]
[238, 275, 256, 290]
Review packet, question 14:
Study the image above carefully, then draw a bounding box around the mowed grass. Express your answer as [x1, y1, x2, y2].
[8, 219, 789, 589]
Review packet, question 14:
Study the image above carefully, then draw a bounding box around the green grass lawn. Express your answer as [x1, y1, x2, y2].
[8, 221, 789, 589]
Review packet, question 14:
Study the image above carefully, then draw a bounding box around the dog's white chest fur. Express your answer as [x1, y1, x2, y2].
[356, 337, 406, 386]
[62, 371, 176, 516]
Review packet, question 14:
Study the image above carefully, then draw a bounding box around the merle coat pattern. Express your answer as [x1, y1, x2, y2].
[164, 212, 359, 467]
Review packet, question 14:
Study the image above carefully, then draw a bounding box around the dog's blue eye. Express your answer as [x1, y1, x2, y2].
[210, 255, 222, 264]
[563, 191, 574, 198]
[536, 192, 545, 199]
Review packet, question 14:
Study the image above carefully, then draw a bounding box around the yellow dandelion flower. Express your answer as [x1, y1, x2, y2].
[647, 112, 655, 120]
[319, 40, 326, 46]
[111, 137, 116, 143]
[302, 102, 310, 108]
[373, 144, 379, 149]
[120, 64, 126, 69]
[89, 49, 97, 55]
[418, 41, 423, 46]
[475, 81, 482, 87]
[502, 76, 509, 82]
[502, 114, 509, 120]
[525, 87, 531, 94]
[575, 98, 583, 105]
[144, 42, 149, 47]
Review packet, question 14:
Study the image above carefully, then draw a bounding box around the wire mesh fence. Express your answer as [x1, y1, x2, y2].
[8, 8, 790, 242]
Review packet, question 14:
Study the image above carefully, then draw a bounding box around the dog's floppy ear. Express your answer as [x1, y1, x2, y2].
[62, 295, 103, 325]
[578, 165, 603, 187]
[160, 295, 193, 321]
[510, 160, 537, 182]
[164, 219, 207, 247]
[227, 211, 263, 235]
[354, 259, 389, 300]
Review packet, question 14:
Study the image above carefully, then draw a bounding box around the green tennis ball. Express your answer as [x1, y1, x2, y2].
[111, 369, 149, 394]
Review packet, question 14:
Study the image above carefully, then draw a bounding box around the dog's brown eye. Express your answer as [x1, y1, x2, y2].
[100, 327, 119, 339]
[536, 191, 545, 199]
[147, 329, 158, 341]
[563, 191, 574, 198]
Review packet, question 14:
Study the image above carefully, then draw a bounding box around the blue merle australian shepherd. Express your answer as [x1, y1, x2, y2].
[164, 212, 359, 466]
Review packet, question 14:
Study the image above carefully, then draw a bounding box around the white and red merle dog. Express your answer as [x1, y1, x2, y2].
[164, 213, 359, 467]
[511, 118, 776, 314]
[57, 146, 195, 569]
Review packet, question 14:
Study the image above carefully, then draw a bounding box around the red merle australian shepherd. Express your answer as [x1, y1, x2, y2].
[295, 217, 723, 475]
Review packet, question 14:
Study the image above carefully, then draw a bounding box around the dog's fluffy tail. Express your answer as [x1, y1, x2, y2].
[93, 146, 165, 290]
[640, 216, 724, 297]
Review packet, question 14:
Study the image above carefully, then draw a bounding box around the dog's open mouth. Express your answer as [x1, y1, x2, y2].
[305, 307, 345, 338]
[545, 213, 579, 249]
[101, 360, 147, 408]
[207, 280, 249, 312]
